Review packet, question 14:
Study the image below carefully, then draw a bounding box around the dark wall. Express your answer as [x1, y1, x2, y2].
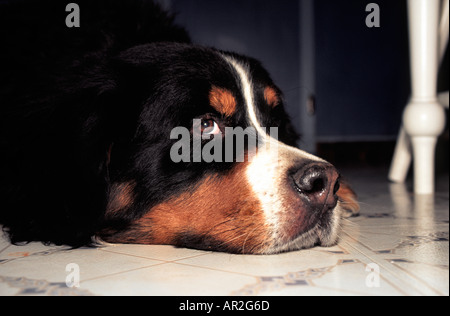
[173, 0, 413, 143]
[314, 0, 410, 141]
[4, 0, 445, 146]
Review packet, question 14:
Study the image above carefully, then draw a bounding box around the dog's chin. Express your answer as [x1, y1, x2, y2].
[257, 204, 342, 255]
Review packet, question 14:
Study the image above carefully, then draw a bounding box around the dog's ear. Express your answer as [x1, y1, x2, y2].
[337, 181, 360, 218]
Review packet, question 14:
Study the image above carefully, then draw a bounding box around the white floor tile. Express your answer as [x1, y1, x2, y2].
[81, 262, 256, 296]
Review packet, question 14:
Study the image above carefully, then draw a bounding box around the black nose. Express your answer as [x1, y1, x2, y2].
[291, 162, 340, 211]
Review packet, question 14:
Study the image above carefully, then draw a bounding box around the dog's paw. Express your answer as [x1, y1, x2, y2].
[337, 181, 360, 218]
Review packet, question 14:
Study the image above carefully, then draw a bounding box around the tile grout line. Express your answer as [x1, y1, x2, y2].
[99, 247, 213, 263]
[80, 261, 169, 284]
[0, 245, 10, 256]
[79, 249, 228, 285]
[341, 232, 434, 296]
[387, 260, 446, 296]
[339, 237, 411, 296]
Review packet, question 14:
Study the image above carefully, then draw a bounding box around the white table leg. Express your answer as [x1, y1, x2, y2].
[439, 0, 449, 60]
[403, 0, 446, 194]
[389, 126, 412, 183]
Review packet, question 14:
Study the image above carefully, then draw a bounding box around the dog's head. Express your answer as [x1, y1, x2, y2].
[99, 43, 359, 254]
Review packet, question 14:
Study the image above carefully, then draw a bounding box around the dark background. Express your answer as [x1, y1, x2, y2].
[167, 0, 449, 171]
[2, 0, 449, 172]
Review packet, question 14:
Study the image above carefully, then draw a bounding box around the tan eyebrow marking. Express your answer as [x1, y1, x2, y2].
[209, 86, 237, 116]
[264, 86, 280, 108]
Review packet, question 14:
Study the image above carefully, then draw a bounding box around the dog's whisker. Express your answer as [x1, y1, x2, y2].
[217, 232, 248, 248]
[241, 225, 262, 254]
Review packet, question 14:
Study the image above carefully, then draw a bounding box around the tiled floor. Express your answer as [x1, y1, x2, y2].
[0, 167, 448, 296]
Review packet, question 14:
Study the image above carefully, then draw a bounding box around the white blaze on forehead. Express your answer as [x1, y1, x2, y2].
[221, 55, 282, 246]
[220, 54, 323, 170]
[221, 54, 333, 253]
[221, 54, 322, 161]
[221, 56, 266, 136]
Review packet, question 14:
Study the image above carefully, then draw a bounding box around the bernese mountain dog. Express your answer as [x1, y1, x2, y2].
[0, 0, 359, 254]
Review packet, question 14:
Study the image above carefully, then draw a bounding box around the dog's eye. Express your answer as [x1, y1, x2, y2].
[201, 119, 221, 135]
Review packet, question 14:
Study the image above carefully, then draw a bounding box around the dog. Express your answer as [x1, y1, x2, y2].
[0, 0, 359, 254]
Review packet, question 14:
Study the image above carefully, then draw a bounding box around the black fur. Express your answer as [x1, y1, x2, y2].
[0, 0, 299, 247]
